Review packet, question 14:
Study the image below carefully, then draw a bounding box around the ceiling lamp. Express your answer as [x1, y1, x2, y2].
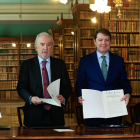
[89, 0, 111, 13]
[113, 0, 123, 19]
[59, 0, 68, 4]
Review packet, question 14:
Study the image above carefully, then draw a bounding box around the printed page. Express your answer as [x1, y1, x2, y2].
[40, 79, 61, 107]
[82, 89, 105, 119]
[47, 79, 60, 105]
[102, 89, 128, 118]
[40, 99, 61, 107]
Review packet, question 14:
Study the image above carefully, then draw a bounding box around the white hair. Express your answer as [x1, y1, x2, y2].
[35, 32, 54, 46]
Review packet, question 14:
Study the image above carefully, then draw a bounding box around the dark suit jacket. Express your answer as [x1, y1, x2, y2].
[17, 56, 72, 127]
[75, 51, 132, 124]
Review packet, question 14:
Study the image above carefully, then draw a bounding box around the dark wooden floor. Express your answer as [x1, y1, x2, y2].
[0, 102, 78, 126]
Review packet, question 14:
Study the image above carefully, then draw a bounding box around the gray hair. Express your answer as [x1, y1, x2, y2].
[35, 32, 54, 46]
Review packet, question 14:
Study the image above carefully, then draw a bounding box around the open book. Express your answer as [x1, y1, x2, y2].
[40, 79, 61, 107]
[82, 89, 128, 119]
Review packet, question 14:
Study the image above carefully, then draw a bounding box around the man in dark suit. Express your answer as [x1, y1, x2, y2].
[17, 32, 72, 127]
[75, 28, 131, 126]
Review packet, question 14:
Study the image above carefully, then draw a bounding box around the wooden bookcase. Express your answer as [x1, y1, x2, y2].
[57, 16, 75, 88]
[0, 37, 37, 102]
[107, 2, 140, 106]
[70, 1, 97, 77]
[49, 25, 60, 59]
[57, 15, 77, 116]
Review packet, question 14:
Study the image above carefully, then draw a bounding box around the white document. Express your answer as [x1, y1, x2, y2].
[40, 79, 61, 107]
[82, 89, 128, 119]
[0, 112, 2, 118]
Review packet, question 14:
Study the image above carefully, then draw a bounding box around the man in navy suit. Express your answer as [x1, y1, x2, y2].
[17, 32, 72, 127]
[75, 28, 131, 125]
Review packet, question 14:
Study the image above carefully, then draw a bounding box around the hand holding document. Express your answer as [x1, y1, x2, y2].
[82, 89, 128, 119]
[40, 79, 61, 107]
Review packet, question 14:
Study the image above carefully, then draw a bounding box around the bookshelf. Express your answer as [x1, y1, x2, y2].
[49, 25, 60, 59]
[57, 15, 76, 116]
[19, 37, 36, 67]
[0, 37, 21, 102]
[57, 16, 75, 89]
[106, 0, 140, 123]
[108, 4, 140, 105]
[0, 37, 37, 102]
[70, 2, 97, 74]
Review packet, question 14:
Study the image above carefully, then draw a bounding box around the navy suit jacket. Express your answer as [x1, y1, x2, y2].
[75, 51, 132, 97]
[75, 51, 131, 125]
[17, 56, 72, 127]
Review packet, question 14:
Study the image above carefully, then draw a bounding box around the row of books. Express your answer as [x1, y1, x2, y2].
[65, 29, 73, 34]
[54, 48, 59, 54]
[68, 71, 74, 79]
[65, 56, 74, 63]
[129, 98, 140, 104]
[0, 81, 18, 90]
[80, 21, 96, 28]
[81, 29, 95, 38]
[80, 11, 96, 19]
[66, 64, 74, 71]
[111, 33, 139, 46]
[130, 81, 140, 96]
[65, 42, 73, 47]
[0, 61, 18, 66]
[65, 24, 73, 28]
[20, 49, 36, 53]
[82, 48, 96, 57]
[64, 36, 74, 40]
[129, 0, 139, 8]
[54, 40, 59, 45]
[0, 67, 18, 73]
[0, 73, 18, 80]
[19, 55, 36, 60]
[126, 64, 140, 79]
[20, 44, 34, 48]
[65, 49, 74, 56]
[54, 55, 59, 59]
[0, 91, 20, 100]
[110, 48, 140, 62]
[110, 9, 139, 20]
[0, 55, 18, 60]
[81, 40, 94, 47]
[0, 45, 18, 49]
[0, 49, 18, 54]
[109, 21, 139, 32]
[54, 33, 59, 37]
[108, 0, 139, 8]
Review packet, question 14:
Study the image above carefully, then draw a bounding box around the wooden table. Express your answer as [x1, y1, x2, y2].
[0, 125, 140, 140]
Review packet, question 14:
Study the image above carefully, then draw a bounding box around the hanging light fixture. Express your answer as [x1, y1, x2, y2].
[59, 0, 68, 4]
[89, 0, 111, 13]
[113, 0, 123, 19]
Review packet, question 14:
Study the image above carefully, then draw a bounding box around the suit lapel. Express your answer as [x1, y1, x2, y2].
[91, 52, 105, 82]
[50, 57, 58, 82]
[106, 52, 115, 81]
[31, 56, 42, 87]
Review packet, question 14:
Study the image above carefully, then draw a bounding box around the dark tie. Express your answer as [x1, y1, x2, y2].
[42, 61, 51, 110]
[101, 56, 107, 81]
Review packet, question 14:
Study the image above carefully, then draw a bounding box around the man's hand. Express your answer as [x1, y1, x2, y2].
[78, 96, 84, 105]
[120, 93, 130, 106]
[31, 96, 42, 105]
[57, 95, 65, 103]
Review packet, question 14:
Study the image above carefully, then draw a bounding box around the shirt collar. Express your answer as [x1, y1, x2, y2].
[37, 55, 50, 64]
[96, 50, 109, 59]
